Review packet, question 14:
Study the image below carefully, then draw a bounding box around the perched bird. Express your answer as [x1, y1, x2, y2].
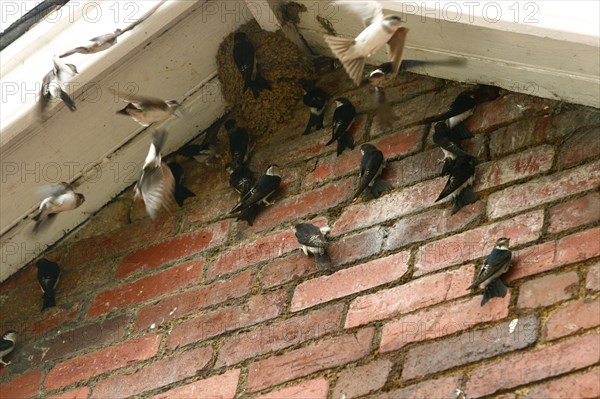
[233, 32, 271, 98]
[0, 331, 17, 367]
[354, 143, 392, 200]
[432, 122, 475, 175]
[225, 119, 250, 169]
[33, 182, 85, 233]
[468, 237, 512, 306]
[435, 156, 478, 214]
[368, 62, 396, 128]
[327, 98, 356, 156]
[131, 130, 175, 219]
[229, 165, 260, 226]
[40, 55, 78, 114]
[176, 128, 220, 166]
[230, 165, 281, 214]
[36, 259, 60, 311]
[294, 223, 332, 270]
[59, 0, 166, 58]
[324, 0, 409, 86]
[300, 80, 327, 135]
[113, 90, 182, 126]
[167, 162, 195, 207]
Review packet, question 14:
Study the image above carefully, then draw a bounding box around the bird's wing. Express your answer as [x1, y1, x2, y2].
[471, 248, 511, 286]
[239, 175, 281, 207]
[0, 339, 13, 351]
[387, 27, 409, 76]
[140, 163, 175, 218]
[119, 0, 166, 34]
[110, 89, 165, 106]
[37, 182, 71, 199]
[355, 150, 384, 198]
[435, 159, 474, 201]
[337, 0, 384, 26]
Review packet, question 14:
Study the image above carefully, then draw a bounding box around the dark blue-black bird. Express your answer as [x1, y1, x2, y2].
[0, 330, 17, 367]
[300, 80, 327, 135]
[294, 223, 331, 270]
[433, 122, 475, 175]
[435, 156, 478, 214]
[176, 125, 220, 166]
[233, 32, 271, 98]
[225, 119, 250, 169]
[468, 237, 512, 306]
[327, 98, 356, 156]
[230, 165, 281, 214]
[167, 162, 195, 207]
[229, 165, 260, 226]
[36, 259, 60, 311]
[353, 144, 392, 200]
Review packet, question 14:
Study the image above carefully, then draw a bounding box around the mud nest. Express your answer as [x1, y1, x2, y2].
[216, 20, 315, 134]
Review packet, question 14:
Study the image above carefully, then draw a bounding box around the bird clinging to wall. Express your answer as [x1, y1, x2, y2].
[0, 331, 17, 367]
[233, 31, 271, 98]
[36, 258, 61, 311]
[432, 121, 475, 176]
[300, 79, 327, 135]
[435, 155, 478, 214]
[229, 165, 261, 226]
[468, 237, 512, 306]
[225, 119, 251, 169]
[353, 143, 392, 200]
[229, 164, 281, 215]
[167, 162, 195, 207]
[294, 223, 332, 270]
[327, 98, 356, 156]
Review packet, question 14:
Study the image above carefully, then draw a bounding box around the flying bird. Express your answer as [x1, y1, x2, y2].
[230, 165, 281, 214]
[433, 122, 475, 175]
[0, 330, 17, 367]
[300, 80, 327, 135]
[435, 156, 478, 214]
[225, 119, 250, 169]
[40, 55, 78, 114]
[59, 0, 166, 58]
[324, 0, 409, 86]
[354, 143, 392, 200]
[468, 237, 512, 306]
[36, 259, 60, 311]
[167, 162, 195, 207]
[233, 31, 271, 98]
[113, 90, 182, 126]
[368, 62, 396, 128]
[294, 223, 332, 270]
[229, 165, 260, 226]
[327, 98, 356, 156]
[32, 182, 85, 233]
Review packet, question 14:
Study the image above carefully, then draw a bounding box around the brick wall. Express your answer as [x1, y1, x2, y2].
[1, 69, 599, 399]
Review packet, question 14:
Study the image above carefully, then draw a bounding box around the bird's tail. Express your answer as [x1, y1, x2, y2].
[480, 278, 508, 306]
[42, 289, 56, 310]
[451, 186, 478, 214]
[116, 106, 130, 116]
[324, 35, 364, 86]
[440, 158, 456, 176]
[60, 90, 77, 111]
[174, 185, 195, 207]
[237, 203, 260, 226]
[304, 113, 324, 135]
[336, 132, 354, 156]
[369, 177, 393, 199]
[374, 87, 395, 128]
[316, 251, 332, 271]
[451, 122, 474, 140]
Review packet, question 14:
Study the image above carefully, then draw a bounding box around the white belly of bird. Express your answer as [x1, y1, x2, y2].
[354, 23, 393, 58]
[451, 175, 474, 199]
[448, 109, 474, 128]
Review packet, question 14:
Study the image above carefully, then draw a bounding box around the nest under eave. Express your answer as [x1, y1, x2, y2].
[216, 19, 316, 134]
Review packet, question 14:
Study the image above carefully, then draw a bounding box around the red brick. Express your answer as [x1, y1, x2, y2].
[402, 315, 538, 379]
[345, 264, 475, 328]
[370, 375, 461, 399]
[329, 227, 384, 267]
[559, 126, 600, 167]
[508, 228, 600, 281]
[383, 149, 440, 188]
[117, 221, 229, 278]
[414, 211, 543, 275]
[517, 271, 579, 309]
[523, 368, 600, 399]
[380, 295, 510, 353]
[47, 386, 90, 399]
[207, 229, 298, 279]
[587, 262, 600, 291]
[291, 251, 409, 311]
[134, 269, 255, 331]
[487, 160, 600, 219]
[333, 359, 392, 399]
[466, 332, 600, 398]
[58, 259, 117, 303]
[544, 297, 600, 341]
[385, 203, 484, 251]
[185, 189, 237, 226]
[91, 346, 213, 399]
[548, 192, 600, 233]
[25, 303, 81, 336]
[0, 370, 43, 399]
[149, 369, 240, 399]
[255, 378, 329, 399]
[333, 177, 447, 236]
[260, 251, 317, 289]
[246, 328, 374, 392]
[166, 290, 286, 350]
[87, 260, 203, 318]
[44, 334, 160, 390]
[474, 145, 555, 191]
[216, 304, 344, 367]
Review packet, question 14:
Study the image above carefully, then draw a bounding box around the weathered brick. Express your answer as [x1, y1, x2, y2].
[548, 192, 600, 233]
[291, 251, 410, 311]
[380, 295, 510, 353]
[207, 229, 298, 279]
[517, 271, 578, 310]
[246, 328, 374, 392]
[185, 189, 238, 226]
[91, 346, 213, 399]
[134, 269, 255, 331]
[544, 297, 600, 341]
[559, 126, 600, 167]
[402, 315, 538, 379]
[522, 368, 600, 399]
[383, 149, 440, 188]
[414, 211, 543, 275]
[302, 147, 362, 188]
[47, 386, 90, 399]
[587, 262, 600, 292]
[149, 369, 240, 399]
[260, 251, 317, 289]
[166, 290, 286, 350]
[44, 334, 160, 390]
[216, 303, 344, 367]
[87, 260, 203, 318]
[385, 203, 484, 251]
[0, 370, 43, 399]
[116, 221, 229, 278]
[329, 227, 384, 267]
[58, 259, 117, 303]
[466, 332, 600, 398]
[333, 359, 392, 399]
[488, 160, 600, 219]
[255, 378, 329, 399]
[7, 303, 82, 338]
[345, 264, 475, 328]
[369, 375, 462, 399]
